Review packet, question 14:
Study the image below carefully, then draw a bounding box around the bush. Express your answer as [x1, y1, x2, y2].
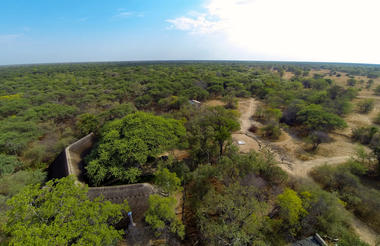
[154, 168, 182, 195]
[261, 123, 281, 140]
[352, 126, 378, 145]
[0, 154, 22, 177]
[374, 85, 380, 95]
[145, 194, 184, 239]
[249, 124, 258, 133]
[357, 99, 375, 114]
[77, 113, 99, 136]
[347, 78, 357, 86]
[373, 113, 380, 125]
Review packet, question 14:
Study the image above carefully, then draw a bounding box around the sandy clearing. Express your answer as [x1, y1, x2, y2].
[235, 97, 379, 245]
[203, 99, 225, 107]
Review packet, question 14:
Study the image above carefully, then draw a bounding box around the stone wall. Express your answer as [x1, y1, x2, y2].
[48, 133, 156, 223]
[65, 133, 95, 183]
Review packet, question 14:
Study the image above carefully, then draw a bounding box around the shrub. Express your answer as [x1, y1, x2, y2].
[347, 78, 357, 87]
[374, 85, 380, 95]
[145, 194, 184, 239]
[249, 124, 258, 133]
[261, 123, 281, 140]
[352, 126, 378, 145]
[357, 99, 374, 114]
[373, 113, 380, 125]
[0, 154, 22, 177]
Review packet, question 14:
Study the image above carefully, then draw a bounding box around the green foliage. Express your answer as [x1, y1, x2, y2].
[3, 176, 129, 246]
[86, 112, 186, 186]
[197, 183, 270, 246]
[98, 103, 136, 123]
[145, 194, 184, 239]
[374, 85, 380, 95]
[306, 131, 330, 151]
[0, 117, 41, 155]
[311, 163, 380, 232]
[347, 78, 357, 86]
[24, 103, 78, 122]
[296, 104, 347, 132]
[352, 126, 378, 145]
[158, 96, 187, 111]
[154, 168, 182, 195]
[0, 154, 22, 177]
[77, 113, 99, 136]
[222, 95, 238, 109]
[366, 79, 374, 89]
[186, 106, 239, 163]
[374, 113, 380, 125]
[276, 188, 307, 233]
[357, 99, 375, 114]
[261, 123, 281, 140]
[0, 170, 46, 198]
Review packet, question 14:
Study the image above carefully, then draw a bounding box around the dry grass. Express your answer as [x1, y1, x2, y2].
[203, 99, 225, 107]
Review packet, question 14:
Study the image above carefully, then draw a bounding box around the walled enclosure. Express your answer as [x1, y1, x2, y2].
[49, 133, 156, 224]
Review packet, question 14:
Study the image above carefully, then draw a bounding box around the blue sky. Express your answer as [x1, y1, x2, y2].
[1, 0, 380, 65]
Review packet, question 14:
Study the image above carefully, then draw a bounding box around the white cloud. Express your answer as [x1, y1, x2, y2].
[167, 0, 380, 63]
[115, 11, 133, 18]
[167, 14, 221, 34]
[0, 34, 23, 44]
[113, 9, 144, 19]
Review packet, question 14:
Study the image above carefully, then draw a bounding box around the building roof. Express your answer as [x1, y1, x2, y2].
[292, 234, 327, 246]
[88, 183, 156, 222]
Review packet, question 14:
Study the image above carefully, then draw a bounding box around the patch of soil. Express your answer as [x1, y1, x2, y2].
[203, 99, 225, 107]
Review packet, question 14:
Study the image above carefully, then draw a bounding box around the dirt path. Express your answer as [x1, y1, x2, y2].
[234, 98, 352, 176]
[351, 217, 378, 246]
[235, 98, 379, 245]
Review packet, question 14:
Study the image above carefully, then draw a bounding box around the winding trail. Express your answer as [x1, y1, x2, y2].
[235, 98, 379, 245]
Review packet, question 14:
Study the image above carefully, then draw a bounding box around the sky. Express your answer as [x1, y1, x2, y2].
[1, 0, 380, 65]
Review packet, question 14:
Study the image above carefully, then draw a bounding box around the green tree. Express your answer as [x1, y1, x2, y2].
[145, 194, 184, 239]
[77, 113, 99, 136]
[187, 106, 240, 163]
[86, 112, 186, 186]
[3, 176, 130, 246]
[197, 183, 270, 246]
[276, 188, 307, 234]
[154, 168, 182, 195]
[357, 99, 375, 114]
[296, 104, 347, 132]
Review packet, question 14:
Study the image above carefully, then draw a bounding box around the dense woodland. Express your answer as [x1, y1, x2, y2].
[0, 62, 380, 245]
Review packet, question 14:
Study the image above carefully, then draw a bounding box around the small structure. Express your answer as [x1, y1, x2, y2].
[128, 212, 136, 227]
[292, 233, 328, 246]
[49, 133, 156, 224]
[189, 99, 201, 107]
[237, 140, 246, 145]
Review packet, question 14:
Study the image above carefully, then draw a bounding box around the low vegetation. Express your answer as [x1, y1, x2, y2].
[311, 152, 380, 234]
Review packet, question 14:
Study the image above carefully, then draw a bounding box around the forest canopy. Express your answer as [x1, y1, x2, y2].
[85, 111, 186, 186]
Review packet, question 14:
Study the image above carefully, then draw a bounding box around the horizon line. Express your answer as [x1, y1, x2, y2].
[1, 59, 380, 67]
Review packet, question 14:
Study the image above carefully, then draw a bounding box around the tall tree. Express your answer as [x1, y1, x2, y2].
[3, 176, 130, 246]
[86, 112, 186, 186]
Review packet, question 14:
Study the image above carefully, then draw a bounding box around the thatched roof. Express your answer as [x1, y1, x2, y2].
[88, 183, 156, 222]
[292, 234, 327, 246]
